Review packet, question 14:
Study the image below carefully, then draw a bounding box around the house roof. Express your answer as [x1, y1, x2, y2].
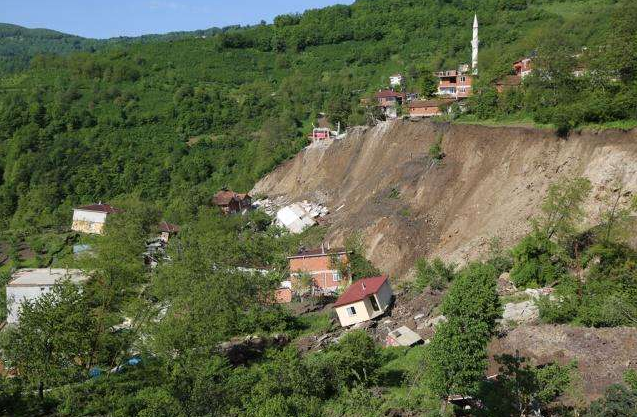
[334, 276, 389, 307]
[212, 190, 251, 206]
[158, 221, 180, 233]
[374, 90, 405, 99]
[287, 246, 347, 259]
[8, 268, 88, 287]
[496, 75, 522, 86]
[75, 203, 122, 214]
[409, 99, 455, 109]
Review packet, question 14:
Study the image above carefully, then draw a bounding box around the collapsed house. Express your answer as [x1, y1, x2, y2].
[274, 201, 328, 234]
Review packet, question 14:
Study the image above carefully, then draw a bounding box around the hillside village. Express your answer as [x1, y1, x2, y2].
[1, 0, 637, 415]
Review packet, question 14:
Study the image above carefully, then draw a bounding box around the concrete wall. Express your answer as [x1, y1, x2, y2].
[71, 209, 107, 234]
[334, 281, 392, 327]
[6, 286, 50, 324]
[376, 281, 393, 310]
[335, 299, 372, 327]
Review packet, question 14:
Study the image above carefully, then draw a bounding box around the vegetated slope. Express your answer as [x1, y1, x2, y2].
[0, 23, 223, 73]
[252, 120, 637, 277]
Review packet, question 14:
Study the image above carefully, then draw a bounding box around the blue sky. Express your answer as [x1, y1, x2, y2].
[2, 0, 354, 39]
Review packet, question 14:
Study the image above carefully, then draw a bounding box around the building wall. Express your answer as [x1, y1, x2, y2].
[71, 210, 108, 234]
[289, 253, 348, 290]
[375, 281, 393, 310]
[6, 286, 50, 324]
[410, 106, 441, 117]
[335, 299, 372, 327]
[274, 288, 292, 303]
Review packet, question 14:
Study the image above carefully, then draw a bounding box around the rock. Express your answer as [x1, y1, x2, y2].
[424, 315, 447, 328]
[414, 313, 426, 321]
[524, 287, 554, 300]
[502, 301, 539, 324]
[497, 272, 517, 295]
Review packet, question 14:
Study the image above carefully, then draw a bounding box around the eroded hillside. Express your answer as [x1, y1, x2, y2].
[253, 120, 637, 277]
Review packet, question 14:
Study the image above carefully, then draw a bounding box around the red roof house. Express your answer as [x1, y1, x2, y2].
[212, 190, 252, 214]
[71, 203, 123, 235]
[333, 276, 393, 327]
[158, 221, 180, 242]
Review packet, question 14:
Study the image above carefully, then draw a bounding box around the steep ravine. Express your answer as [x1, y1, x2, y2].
[253, 119, 637, 278]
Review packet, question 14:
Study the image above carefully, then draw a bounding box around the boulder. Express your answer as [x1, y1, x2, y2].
[502, 301, 539, 324]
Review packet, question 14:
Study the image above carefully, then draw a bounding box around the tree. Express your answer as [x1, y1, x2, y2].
[344, 232, 381, 281]
[479, 354, 576, 416]
[1, 280, 97, 399]
[534, 177, 592, 243]
[419, 69, 438, 98]
[584, 384, 637, 416]
[424, 262, 501, 410]
[441, 262, 501, 329]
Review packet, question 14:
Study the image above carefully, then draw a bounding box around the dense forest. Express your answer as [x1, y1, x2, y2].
[0, 23, 227, 74]
[1, 0, 637, 415]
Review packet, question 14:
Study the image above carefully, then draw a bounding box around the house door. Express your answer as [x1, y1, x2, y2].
[369, 295, 380, 312]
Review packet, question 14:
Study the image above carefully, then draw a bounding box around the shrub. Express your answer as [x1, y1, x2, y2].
[428, 134, 444, 162]
[509, 233, 568, 288]
[413, 258, 456, 292]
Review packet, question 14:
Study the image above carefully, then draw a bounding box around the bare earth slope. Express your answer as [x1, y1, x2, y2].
[253, 119, 637, 277]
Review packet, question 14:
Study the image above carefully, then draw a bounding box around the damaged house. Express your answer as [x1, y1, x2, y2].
[333, 275, 393, 327]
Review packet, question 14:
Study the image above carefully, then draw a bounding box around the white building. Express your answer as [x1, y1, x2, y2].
[389, 74, 404, 87]
[71, 203, 122, 235]
[6, 269, 88, 324]
[333, 276, 393, 327]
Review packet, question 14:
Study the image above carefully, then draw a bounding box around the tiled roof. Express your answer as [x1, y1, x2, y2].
[288, 246, 347, 259]
[158, 221, 180, 233]
[212, 190, 251, 206]
[334, 276, 388, 307]
[409, 99, 455, 108]
[496, 75, 522, 86]
[374, 90, 405, 99]
[76, 204, 122, 214]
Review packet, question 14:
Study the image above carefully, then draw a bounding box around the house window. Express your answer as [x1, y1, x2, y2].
[369, 295, 380, 312]
[333, 271, 341, 282]
[346, 306, 357, 316]
[460, 76, 466, 82]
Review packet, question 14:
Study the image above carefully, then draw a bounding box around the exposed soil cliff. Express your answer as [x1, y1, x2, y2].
[253, 119, 637, 278]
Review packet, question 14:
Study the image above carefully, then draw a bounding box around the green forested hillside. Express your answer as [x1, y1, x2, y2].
[0, 0, 633, 232]
[1, 1, 637, 416]
[0, 23, 225, 74]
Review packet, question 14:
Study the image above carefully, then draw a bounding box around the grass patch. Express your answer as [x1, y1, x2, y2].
[581, 119, 637, 131]
[452, 113, 553, 129]
[293, 310, 336, 337]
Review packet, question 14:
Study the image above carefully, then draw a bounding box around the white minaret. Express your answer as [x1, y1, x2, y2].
[471, 14, 479, 75]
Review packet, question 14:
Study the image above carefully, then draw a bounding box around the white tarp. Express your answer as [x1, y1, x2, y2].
[276, 203, 316, 234]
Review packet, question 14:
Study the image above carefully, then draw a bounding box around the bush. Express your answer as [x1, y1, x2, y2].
[413, 257, 456, 291]
[509, 233, 568, 288]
